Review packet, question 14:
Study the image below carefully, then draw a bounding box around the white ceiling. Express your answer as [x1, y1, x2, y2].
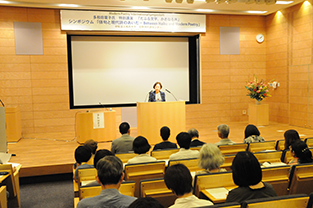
[0, 0, 305, 15]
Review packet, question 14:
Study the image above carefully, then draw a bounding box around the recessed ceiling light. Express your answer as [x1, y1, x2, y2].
[58, 4, 79, 7]
[276, 0, 293, 4]
[132, 6, 149, 9]
[0, 1, 11, 3]
[196, 9, 214, 12]
[247, 10, 267, 13]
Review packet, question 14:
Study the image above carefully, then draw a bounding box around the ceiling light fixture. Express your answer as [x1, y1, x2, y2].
[176, 0, 183, 3]
[187, 0, 195, 3]
[196, 9, 214, 12]
[132, 6, 149, 9]
[276, 0, 293, 4]
[165, 0, 173, 2]
[0, 0, 10, 3]
[58, 4, 79, 7]
[265, 0, 276, 5]
[247, 10, 267, 13]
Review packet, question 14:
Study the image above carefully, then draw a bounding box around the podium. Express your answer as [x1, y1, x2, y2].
[249, 103, 269, 126]
[137, 101, 186, 145]
[76, 110, 116, 144]
[5, 107, 22, 143]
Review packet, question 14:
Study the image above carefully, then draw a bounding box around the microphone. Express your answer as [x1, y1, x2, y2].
[99, 102, 106, 108]
[0, 99, 4, 107]
[165, 89, 178, 101]
[145, 90, 153, 102]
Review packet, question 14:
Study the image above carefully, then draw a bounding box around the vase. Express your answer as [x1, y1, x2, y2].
[255, 100, 261, 105]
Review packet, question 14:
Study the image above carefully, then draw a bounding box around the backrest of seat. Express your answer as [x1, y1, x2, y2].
[254, 151, 283, 164]
[190, 146, 202, 151]
[79, 181, 135, 200]
[203, 202, 241, 208]
[115, 153, 137, 163]
[140, 178, 177, 208]
[78, 168, 97, 186]
[281, 150, 292, 163]
[275, 140, 285, 151]
[261, 166, 290, 196]
[0, 164, 16, 198]
[220, 155, 235, 171]
[150, 149, 179, 160]
[124, 161, 166, 197]
[247, 141, 276, 153]
[241, 194, 309, 208]
[218, 143, 248, 155]
[168, 158, 202, 172]
[0, 186, 7, 208]
[193, 171, 234, 197]
[289, 163, 313, 195]
[305, 137, 313, 148]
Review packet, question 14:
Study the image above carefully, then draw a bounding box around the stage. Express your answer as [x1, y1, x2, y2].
[7, 122, 313, 177]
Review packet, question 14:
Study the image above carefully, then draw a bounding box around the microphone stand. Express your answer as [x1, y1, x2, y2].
[165, 89, 178, 101]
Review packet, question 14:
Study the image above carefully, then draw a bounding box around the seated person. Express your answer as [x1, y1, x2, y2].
[197, 143, 226, 174]
[84, 149, 115, 187]
[169, 132, 200, 160]
[77, 156, 137, 208]
[111, 122, 135, 154]
[243, 124, 265, 144]
[288, 140, 313, 165]
[153, 126, 177, 150]
[225, 151, 277, 203]
[84, 139, 98, 155]
[284, 129, 301, 150]
[127, 136, 157, 164]
[164, 164, 213, 208]
[215, 124, 235, 146]
[74, 146, 94, 181]
[129, 197, 164, 208]
[188, 128, 205, 147]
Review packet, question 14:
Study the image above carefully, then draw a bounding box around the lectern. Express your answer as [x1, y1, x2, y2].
[137, 101, 186, 145]
[76, 110, 116, 143]
[249, 103, 269, 126]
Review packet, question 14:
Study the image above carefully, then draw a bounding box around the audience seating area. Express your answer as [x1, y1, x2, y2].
[72, 136, 313, 208]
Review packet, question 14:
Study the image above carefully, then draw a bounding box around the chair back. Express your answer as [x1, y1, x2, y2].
[247, 140, 276, 153]
[0, 164, 17, 198]
[289, 163, 313, 195]
[168, 158, 202, 172]
[254, 151, 283, 164]
[0, 186, 7, 208]
[150, 149, 179, 160]
[220, 154, 235, 171]
[124, 161, 166, 197]
[79, 181, 135, 200]
[205, 202, 241, 208]
[115, 153, 137, 163]
[275, 139, 285, 151]
[190, 146, 202, 151]
[218, 143, 248, 155]
[140, 178, 177, 208]
[193, 171, 234, 198]
[241, 194, 309, 208]
[281, 149, 292, 163]
[261, 166, 290, 196]
[305, 137, 313, 148]
[78, 168, 97, 186]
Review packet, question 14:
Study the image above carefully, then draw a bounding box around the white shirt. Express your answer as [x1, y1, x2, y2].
[127, 154, 157, 164]
[155, 92, 162, 101]
[169, 195, 213, 208]
[169, 148, 200, 160]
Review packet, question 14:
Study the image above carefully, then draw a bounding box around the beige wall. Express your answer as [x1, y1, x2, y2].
[0, 3, 311, 140]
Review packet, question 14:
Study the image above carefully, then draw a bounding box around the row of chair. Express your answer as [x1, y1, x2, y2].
[75, 163, 313, 208]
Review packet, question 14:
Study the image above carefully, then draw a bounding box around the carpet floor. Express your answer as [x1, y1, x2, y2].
[19, 173, 74, 208]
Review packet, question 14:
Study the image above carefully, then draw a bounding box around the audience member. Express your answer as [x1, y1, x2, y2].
[84, 139, 98, 155]
[94, 149, 114, 168]
[188, 128, 205, 147]
[225, 151, 277, 203]
[127, 136, 157, 164]
[111, 122, 135, 154]
[197, 143, 226, 174]
[153, 126, 177, 150]
[215, 124, 235, 146]
[128, 197, 164, 208]
[169, 132, 200, 160]
[164, 164, 213, 208]
[77, 156, 137, 208]
[288, 140, 313, 165]
[74, 146, 94, 181]
[243, 124, 265, 144]
[284, 129, 301, 150]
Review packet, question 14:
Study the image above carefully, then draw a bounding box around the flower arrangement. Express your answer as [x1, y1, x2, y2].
[245, 76, 271, 102]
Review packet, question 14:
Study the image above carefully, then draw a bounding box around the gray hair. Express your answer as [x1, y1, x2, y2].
[218, 124, 229, 138]
[96, 156, 123, 186]
[199, 143, 224, 170]
[188, 128, 199, 138]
